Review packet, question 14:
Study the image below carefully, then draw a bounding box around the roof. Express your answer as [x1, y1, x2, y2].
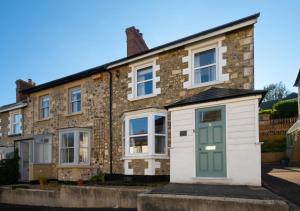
[294, 69, 300, 87]
[260, 92, 298, 110]
[0, 100, 27, 113]
[23, 13, 260, 94]
[165, 87, 267, 109]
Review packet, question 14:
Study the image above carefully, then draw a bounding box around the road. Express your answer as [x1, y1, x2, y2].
[0, 204, 136, 211]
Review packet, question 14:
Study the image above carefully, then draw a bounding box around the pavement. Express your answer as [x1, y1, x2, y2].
[149, 183, 282, 200]
[0, 204, 136, 211]
[262, 163, 300, 208]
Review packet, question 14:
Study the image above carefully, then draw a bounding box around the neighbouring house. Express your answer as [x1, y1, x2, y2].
[0, 13, 266, 186]
[0, 79, 35, 180]
[286, 69, 300, 165]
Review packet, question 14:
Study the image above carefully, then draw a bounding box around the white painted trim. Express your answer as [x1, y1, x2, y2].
[182, 37, 229, 89]
[127, 57, 160, 101]
[123, 110, 168, 158]
[168, 95, 263, 112]
[108, 18, 257, 69]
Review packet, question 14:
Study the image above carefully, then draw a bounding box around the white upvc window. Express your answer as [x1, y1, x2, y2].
[193, 47, 217, 85]
[123, 111, 167, 157]
[39, 95, 50, 119]
[10, 112, 22, 135]
[69, 87, 81, 113]
[59, 128, 90, 165]
[135, 66, 153, 97]
[32, 135, 52, 163]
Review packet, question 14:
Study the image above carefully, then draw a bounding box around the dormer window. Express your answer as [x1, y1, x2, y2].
[194, 48, 216, 84]
[136, 66, 153, 97]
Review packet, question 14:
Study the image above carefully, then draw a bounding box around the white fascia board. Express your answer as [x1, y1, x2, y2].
[107, 19, 257, 69]
[0, 103, 27, 113]
[168, 95, 263, 112]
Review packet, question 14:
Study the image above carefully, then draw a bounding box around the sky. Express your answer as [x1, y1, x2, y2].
[0, 0, 299, 105]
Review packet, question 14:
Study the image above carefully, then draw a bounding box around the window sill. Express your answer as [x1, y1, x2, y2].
[57, 164, 91, 169]
[36, 118, 52, 123]
[8, 133, 22, 137]
[129, 93, 157, 101]
[121, 155, 169, 160]
[64, 112, 83, 117]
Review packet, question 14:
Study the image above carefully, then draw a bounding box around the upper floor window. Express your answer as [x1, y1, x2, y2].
[59, 128, 90, 165]
[10, 112, 21, 135]
[193, 48, 216, 85]
[136, 66, 153, 97]
[69, 87, 81, 113]
[123, 111, 167, 157]
[39, 95, 49, 119]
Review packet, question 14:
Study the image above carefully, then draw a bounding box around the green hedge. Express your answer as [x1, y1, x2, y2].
[260, 99, 298, 119]
[0, 150, 19, 185]
[271, 99, 298, 118]
[261, 138, 286, 153]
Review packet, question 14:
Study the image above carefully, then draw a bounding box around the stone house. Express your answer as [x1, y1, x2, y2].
[1, 13, 266, 185]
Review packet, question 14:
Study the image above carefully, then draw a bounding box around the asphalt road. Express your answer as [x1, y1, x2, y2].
[0, 204, 136, 211]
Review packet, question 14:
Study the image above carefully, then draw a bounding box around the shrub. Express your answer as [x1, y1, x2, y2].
[261, 138, 286, 153]
[259, 109, 272, 115]
[89, 172, 105, 184]
[271, 99, 298, 118]
[0, 149, 19, 185]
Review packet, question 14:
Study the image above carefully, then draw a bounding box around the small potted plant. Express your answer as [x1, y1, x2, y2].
[37, 176, 48, 187]
[77, 179, 84, 186]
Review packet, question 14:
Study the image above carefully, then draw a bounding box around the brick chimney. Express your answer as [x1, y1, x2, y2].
[16, 79, 35, 102]
[126, 26, 148, 57]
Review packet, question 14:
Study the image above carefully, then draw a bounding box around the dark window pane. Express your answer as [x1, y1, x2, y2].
[155, 136, 165, 154]
[155, 116, 166, 134]
[200, 110, 221, 123]
[67, 133, 74, 147]
[129, 136, 148, 153]
[130, 117, 148, 135]
[137, 67, 153, 82]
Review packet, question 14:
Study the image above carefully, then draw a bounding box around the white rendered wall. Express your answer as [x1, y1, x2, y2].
[170, 96, 261, 186]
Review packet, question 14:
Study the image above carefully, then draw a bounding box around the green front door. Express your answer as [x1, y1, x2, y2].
[195, 106, 226, 177]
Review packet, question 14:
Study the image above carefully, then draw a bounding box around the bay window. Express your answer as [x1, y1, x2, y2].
[59, 129, 90, 165]
[123, 112, 167, 157]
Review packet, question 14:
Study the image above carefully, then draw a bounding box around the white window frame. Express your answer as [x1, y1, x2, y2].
[32, 135, 52, 164]
[59, 128, 91, 166]
[123, 111, 168, 158]
[69, 87, 82, 114]
[191, 44, 218, 87]
[9, 111, 22, 135]
[135, 66, 154, 98]
[39, 95, 50, 120]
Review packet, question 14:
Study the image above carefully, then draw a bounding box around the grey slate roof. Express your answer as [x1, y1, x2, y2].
[165, 87, 266, 109]
[294, 69, 300, 87]
[0, 100, 27, 113]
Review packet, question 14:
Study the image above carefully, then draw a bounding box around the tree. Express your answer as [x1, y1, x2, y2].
[263, 82, 290, 102]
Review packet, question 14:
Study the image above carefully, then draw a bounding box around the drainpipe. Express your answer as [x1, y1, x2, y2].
[108, 71, 113, 176]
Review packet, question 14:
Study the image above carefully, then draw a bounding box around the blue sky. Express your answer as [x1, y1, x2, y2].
[0, 0, 299, 105]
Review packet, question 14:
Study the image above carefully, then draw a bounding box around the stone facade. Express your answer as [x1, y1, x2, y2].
[10, 25, 255, 181]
